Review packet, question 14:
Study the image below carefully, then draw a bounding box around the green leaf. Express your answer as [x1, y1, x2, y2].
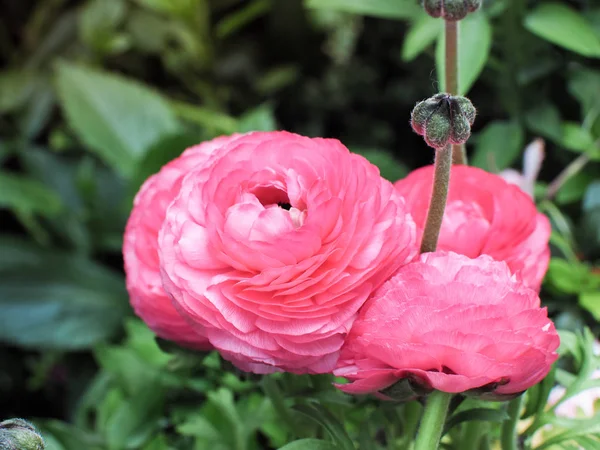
[170, 100, 238, 134]
[402, 15, 442, 62]
[294, 404, 354, 450]
[580, 291, 600, 321]
[436, 11, 491, 95]
[279, 439, 340, 450]
[304, 0, 421, 20]
[104, 388, 165, 450]
[130, 133, 203, 192]
[55, 62, 180, 176]
[525, 102, 563, 142]
[471, 121, 524, 171]
[568, 68, 600, 114]
[352, 148, 408, 182]
[215, 0, 272, 39]
[0, 238, 128, 350]
[0, 172, 62, 217]
[0, 71, 38, 112]
[560, 122, 596, 151]
[555, 172, 594, 205]
[443, 408, 509, 435]
[546, 258, 597, 294]
[37, 421, 104, 450]
[525, 3, 600, 58]
[237, 104, 278, 132]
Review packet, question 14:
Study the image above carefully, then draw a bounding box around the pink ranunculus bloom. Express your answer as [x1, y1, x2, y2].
[123, 134, 242, 349]
[394, 165, 551, 291]
[334, 252, 560, 400]
[158, 131, 417, 374]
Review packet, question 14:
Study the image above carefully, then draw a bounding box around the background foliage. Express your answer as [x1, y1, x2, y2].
[1, 0, 600, 449]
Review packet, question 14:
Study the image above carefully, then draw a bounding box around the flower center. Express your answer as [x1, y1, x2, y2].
[253, 185, 291, 208]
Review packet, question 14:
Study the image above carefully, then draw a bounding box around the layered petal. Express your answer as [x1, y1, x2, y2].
[158, 131, 418, 373]
[123, 134, 242, 348]
[395, 165, 550, 290]
[334, 252, 559, 398]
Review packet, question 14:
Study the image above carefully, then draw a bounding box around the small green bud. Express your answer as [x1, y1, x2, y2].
[0, 419, 45, 450]
[423, 0, 481, 21]
[411, 93, 476, 149]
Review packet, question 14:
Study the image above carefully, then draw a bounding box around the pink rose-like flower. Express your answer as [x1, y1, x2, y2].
[395, 165, 551, 290]
[158, 131, 417, 374]
[123, 135, 241, 349]
[334, 252, 560, 399]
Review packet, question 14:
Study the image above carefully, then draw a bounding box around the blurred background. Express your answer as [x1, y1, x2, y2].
[1, 0, 599, 449]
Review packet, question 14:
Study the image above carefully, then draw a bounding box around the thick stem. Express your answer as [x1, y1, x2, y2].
[414, 391, 453, 450]
[501, 395, 523, 450]
[445, 20, 466, 165]
[420, 145, 453, 253]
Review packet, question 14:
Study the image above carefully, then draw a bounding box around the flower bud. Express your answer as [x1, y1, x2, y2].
[411, 93, 476, 149]
[0, 419, 45, 450]
[423, 0, 481, 21]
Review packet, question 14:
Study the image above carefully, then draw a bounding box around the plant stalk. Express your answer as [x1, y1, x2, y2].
[414, 391, 453, 450]
[501, 395, 523, 450]
[419, 144, 453, 253]
[445, 20, 466, 165]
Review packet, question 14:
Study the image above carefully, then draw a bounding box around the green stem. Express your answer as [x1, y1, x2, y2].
[545, 153, 591, 200]
[414, 391, 453, 450]
[444, 20, 466, 165]
[501, 395, 523, 450]
[419, 145, 453, 253]
[463, 421, 485, 450]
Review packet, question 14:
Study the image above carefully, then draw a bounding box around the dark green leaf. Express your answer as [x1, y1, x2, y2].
[555, 172, 594, 204]
[568, 68, 600, 114]
[525, 102, 563, 142]
[0, 172, 62, 217]
[443, 408, 508, 435]
[237, 104, 278, 132]
[55, 62, 180, 176]
[279, 439, 340, 450]
[471, 121, 524, 171]
[304, 0, 421, 20]
[294, 404, 355, 450]
[401, 15, 442, 62]
[130, 133, 203, 192]
[436, 11, 491, 95]
[0, 71, 38, 112]
[0, 238, 128, 350]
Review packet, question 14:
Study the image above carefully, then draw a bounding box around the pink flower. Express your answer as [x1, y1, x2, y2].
[158, 131, 417, 374]
[334, 252, 560, 399]
[394, 165, 551, 291]
[123, 135, 241, 349]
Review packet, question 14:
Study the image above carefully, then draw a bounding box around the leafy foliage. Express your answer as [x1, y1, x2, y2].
[1, 0, 600, 448]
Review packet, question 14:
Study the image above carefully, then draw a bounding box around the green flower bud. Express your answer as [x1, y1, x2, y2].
[0, 419, 45, 450]
[423, 0, 481, 21]
[411, 93, 476, 149]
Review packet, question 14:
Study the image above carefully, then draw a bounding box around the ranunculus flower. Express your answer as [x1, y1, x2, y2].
[334, 252, 559, 399]
[123, 135, 241, 349]
[158, 131, 417, 374]
[394, 165, 551, 291]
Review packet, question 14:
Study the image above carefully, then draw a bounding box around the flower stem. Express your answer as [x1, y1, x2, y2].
[445, 20, 466, 165]
[414, 390, 453, 450]
[545, 152, 591, 200]
[501, 395, 523, 450]
[419, 144, 453, 253]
